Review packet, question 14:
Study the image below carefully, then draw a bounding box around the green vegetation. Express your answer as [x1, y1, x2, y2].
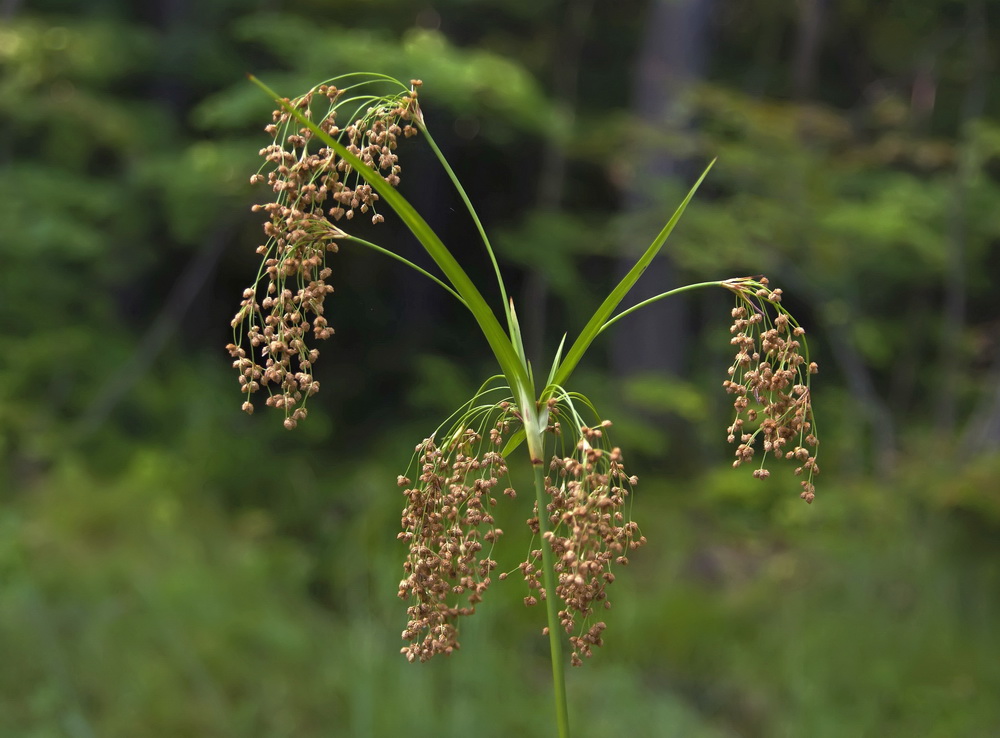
[2, 1, 999, 736]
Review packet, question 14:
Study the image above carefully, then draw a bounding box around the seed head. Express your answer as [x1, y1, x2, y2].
[229, 77, 422, 426]
[522, 418, 645, 666]
[397, 404, 518, 662]
[722, 277, 820, 502]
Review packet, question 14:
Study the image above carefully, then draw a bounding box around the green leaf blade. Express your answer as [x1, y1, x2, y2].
[551, 161, 714, 388]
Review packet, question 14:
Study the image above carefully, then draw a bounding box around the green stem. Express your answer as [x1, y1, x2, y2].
[532, 461, 570, 738]
[343, 235, 468, 307]
[597, 281, 723, 335]
[418, 124, 513, 335]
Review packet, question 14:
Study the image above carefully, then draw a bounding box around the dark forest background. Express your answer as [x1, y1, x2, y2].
[2, 0, 1000, 736]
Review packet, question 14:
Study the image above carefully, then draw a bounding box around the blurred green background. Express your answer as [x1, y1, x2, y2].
[3, 0, 1000, 736]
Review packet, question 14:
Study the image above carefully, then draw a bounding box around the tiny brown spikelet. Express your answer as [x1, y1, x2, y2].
[229, 78, 422, 426]
[397, 403, 519, 662]
[722, 277, 820, 502]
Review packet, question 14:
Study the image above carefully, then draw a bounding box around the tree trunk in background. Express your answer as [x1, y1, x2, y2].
[1, 0, 22, 19]
[792, 0, 824, 99]
[939, 0, 988, 433]
[611, 0, 713, 381]
[150, 0, 191, 117]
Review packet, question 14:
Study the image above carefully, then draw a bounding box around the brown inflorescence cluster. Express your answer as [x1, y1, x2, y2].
[397, 411, 516, 663]
[228, 80, 422, 425]
[722, 277, 819, 502]
[520, 421, 646, 666]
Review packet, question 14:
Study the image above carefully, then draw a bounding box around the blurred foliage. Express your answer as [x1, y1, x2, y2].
[2, 0, 1000, 735]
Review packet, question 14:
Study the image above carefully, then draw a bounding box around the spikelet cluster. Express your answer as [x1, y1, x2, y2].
[397, 407, 517, 662]
[519, 421, 646, 666]
[722, 277, 819, 502]
[228, 78, 422, 425]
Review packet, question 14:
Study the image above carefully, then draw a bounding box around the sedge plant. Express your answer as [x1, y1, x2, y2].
[227, 74, 820, 738]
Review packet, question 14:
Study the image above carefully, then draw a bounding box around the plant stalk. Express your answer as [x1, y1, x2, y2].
[419, 124, 513, 336]
[343, 235, 468, 306]
[532, 458, 570, 738]
[598, 280, 723, 334]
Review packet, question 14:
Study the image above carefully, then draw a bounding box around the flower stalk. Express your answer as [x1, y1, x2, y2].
[533, 462, 571, 738]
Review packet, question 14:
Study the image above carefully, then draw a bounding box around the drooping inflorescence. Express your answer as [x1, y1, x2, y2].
[397, 404, 518, 662]
[722, 277, 820, 502]
[517, 419, 646, 666]
[227, 78, 422, 426]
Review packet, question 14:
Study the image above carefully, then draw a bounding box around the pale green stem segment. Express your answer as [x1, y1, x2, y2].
[508, 297, 532, 385]
[419, 124, 514, 337]
[545, 334, 568, 390]
[247, 76, 533, 403]
[342, 235, 468, 307]
[551, 161, 715, 389]
[532, 462, 571, 738]
[597, 281, 724, 334]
